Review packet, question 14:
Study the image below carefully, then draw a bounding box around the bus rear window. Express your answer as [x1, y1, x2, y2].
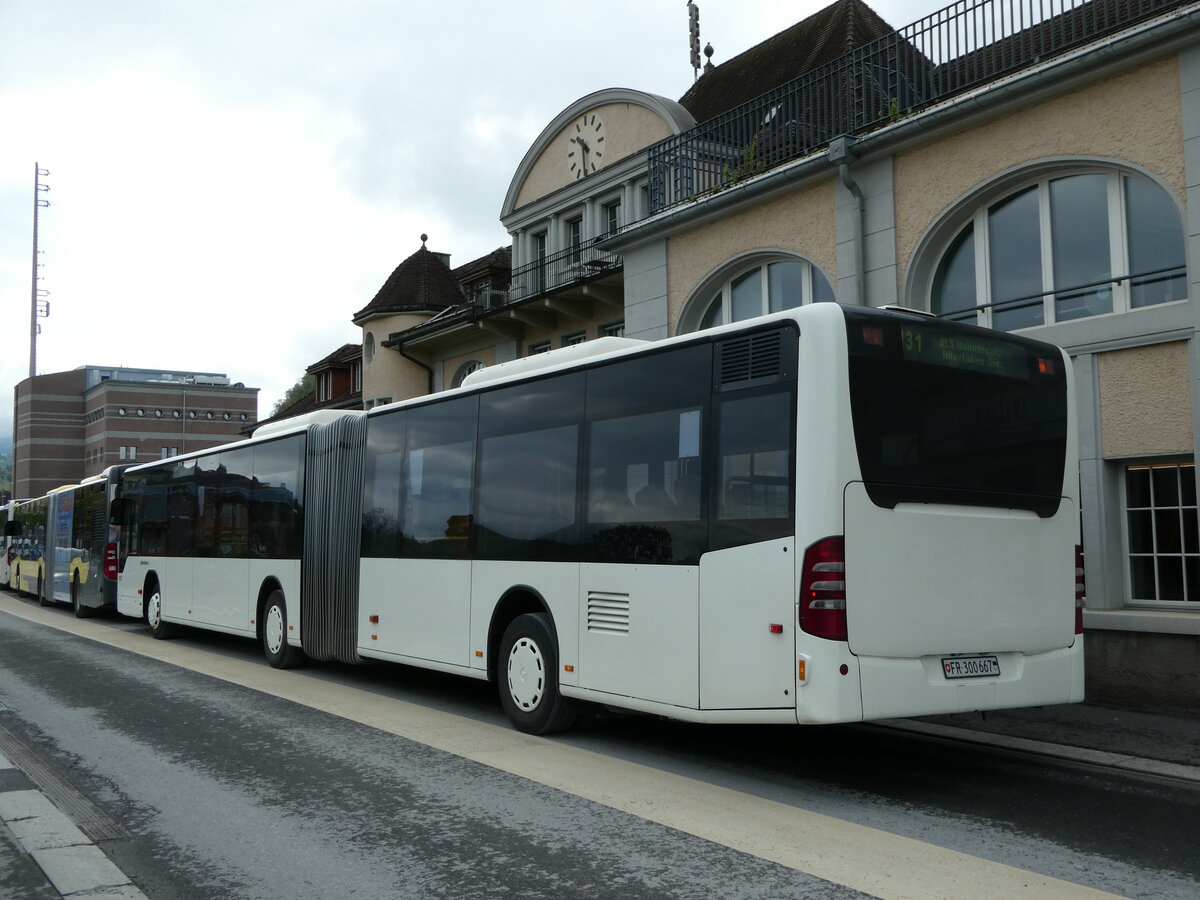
[844, 311, 1068, 517]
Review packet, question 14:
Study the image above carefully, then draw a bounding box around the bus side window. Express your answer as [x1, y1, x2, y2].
[712, 388, 795, 549]
[401, 396, 478, 560]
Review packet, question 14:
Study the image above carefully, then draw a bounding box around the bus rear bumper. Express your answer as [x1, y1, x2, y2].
[857, 640, 1085, 721]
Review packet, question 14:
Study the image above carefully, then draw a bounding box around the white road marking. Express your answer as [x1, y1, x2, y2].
[1, 596, 1128, 900]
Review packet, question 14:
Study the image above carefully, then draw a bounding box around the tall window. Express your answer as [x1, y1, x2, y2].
[533, 231, 547, 293]
[603, 200, 621, 236]
[566, 217, 583, 265]
[1125, 462, 1200, 605]
[932, 171, 1186, 330]
[693, 258, 835, 331]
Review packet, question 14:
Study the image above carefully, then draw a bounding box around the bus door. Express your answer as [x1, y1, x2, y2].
[49, 492, 75, 603]
[699, 537, 796, 709]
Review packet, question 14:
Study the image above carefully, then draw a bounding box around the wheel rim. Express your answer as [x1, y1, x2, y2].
[506, 636, 546, 712]
[147, 591, 161, 628]
[265, 603, 285, 655]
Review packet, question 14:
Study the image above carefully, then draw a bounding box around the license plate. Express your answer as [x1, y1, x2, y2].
[942, 655, 1000, 679]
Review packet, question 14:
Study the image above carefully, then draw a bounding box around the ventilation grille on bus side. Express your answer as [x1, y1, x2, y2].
[717, 330, 784, 388]
[587, 592, 630, 634]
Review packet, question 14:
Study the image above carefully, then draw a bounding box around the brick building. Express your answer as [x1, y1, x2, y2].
[12, 365, 258, 497]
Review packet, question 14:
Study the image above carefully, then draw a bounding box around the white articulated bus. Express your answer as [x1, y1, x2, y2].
[117, 304, 1083, 733]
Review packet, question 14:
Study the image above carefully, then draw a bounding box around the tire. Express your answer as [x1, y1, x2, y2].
[261, 590, 304, 669]
[37, 573, 49, 607]
[146, 583, 174, 639]
[71, 574, 90, 618]
[498, 612, 576, 735]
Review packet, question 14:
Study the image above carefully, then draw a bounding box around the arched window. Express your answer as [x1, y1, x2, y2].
[930, 170, 1186, 330]
[687, 257, 836, 332]
[451, 360, 485, 389]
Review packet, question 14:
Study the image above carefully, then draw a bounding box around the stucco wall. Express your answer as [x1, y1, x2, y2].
[894, 56, 1185, 288]
[515, 102, 675, 209]
[362, 314, 435, 404]
[665, 179, 837, 330]
[1098, 340, 1194, 458]
[514, 305, 627, 355]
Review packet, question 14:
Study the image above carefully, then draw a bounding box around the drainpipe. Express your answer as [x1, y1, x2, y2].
[396, 342, 434, 396]
[828, 136, 865, 307]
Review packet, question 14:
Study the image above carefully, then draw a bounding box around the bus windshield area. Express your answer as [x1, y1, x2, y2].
[844, 309, 1068, 517]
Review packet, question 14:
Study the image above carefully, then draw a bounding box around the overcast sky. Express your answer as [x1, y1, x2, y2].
[0, 0, 942, 441]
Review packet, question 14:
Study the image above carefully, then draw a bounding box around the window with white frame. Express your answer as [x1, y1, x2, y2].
[603, 199, 621, 236]
[932, 170, 1186, 330]
[600, 321, 625, 338]
[528, 340, 551, 355]
[692, 257, 836, 332]
[1124, 461, 1199, 605]
[451, 360, 485, 388]
[566, 217, 583, 265]
[562, 331, 586, 347]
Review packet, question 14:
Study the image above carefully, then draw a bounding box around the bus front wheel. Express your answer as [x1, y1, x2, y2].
[498, 613, 576, 735]
[147, 585, 174, 639]
[261, 591, 304, 669]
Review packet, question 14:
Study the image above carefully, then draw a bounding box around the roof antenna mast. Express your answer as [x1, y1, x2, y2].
[688, 1, 701, 81]
[30, 163, 51, 378]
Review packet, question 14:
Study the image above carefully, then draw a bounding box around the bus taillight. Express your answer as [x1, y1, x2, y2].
[1075, 544, 1086, 635]
[104, 543, 119, 581]
[800, 537, 847, 641]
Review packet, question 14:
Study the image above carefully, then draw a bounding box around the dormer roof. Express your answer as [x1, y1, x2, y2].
[353, 239, 464, 325]
[678, 0, 897, 123]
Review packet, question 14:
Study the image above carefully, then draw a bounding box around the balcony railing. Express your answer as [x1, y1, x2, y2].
[647, 0, 1186, 214]
[503, 237, 621, 305]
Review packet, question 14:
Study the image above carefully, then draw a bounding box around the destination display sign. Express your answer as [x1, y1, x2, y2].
[896, 326, 1037, 378]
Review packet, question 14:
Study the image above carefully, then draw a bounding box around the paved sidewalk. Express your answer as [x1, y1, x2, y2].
[0, 748, 146, 900]
[883, 701, 1200, 784]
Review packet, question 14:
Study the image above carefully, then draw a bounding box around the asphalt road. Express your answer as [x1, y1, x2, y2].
[0, 594, 1197, 899]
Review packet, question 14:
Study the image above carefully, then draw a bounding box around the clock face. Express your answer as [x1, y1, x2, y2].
[567, 113, 605, 180]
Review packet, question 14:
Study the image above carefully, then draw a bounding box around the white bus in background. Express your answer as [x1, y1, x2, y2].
[117, 303, 1083, 734]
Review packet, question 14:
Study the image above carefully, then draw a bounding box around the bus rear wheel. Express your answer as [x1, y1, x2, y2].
[71, 573, 90, 618]
[261, 591, 304, 669]
[498, 613, 576, 735]
[37, 573, 49, 607]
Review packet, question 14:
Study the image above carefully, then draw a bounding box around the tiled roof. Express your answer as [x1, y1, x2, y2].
[307, 343, 361, 373]
[678, 0, 898, 123]
[353, 239, 464, 324]
[453, 246, 512, 283]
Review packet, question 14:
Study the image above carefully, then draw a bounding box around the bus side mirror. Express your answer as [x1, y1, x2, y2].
[3, 520, 20, 537]
[109, 498, 128, 526]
